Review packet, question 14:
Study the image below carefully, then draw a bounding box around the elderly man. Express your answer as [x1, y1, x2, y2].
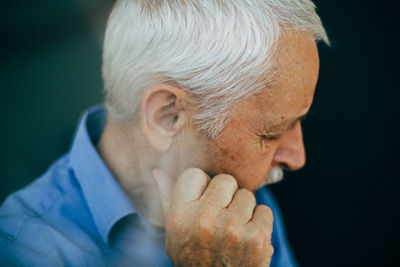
[0, 0, 328, 266]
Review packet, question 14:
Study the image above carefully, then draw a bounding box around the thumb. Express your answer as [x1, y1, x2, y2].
[152, 168, 175, 217]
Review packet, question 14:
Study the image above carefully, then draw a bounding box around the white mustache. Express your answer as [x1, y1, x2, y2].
[258, 167, 284, 188]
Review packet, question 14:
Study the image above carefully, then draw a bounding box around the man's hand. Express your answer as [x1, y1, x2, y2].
[153, 168, 274, 266]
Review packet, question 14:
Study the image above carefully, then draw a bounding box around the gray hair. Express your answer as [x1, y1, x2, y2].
[102, 0, 329, 138]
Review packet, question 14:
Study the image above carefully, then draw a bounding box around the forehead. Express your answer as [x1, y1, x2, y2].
[250, 31, 320, 126]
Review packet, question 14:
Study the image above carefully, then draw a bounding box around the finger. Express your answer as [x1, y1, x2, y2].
[228, 188, 256, 223]
[201, 174, 238, 208]
[250, 205, 274, 233]
[152, 168, 175, 216]
[173, 168, 210, 205]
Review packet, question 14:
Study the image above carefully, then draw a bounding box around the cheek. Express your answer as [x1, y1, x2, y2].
[216, 140, 275, 191]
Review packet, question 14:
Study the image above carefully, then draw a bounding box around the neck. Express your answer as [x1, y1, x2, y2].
[96, 117, 165, 228]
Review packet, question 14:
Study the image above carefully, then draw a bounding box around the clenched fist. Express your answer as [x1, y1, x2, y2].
[153, 168, 274, 266]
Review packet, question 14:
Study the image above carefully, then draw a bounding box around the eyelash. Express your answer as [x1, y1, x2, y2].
[257, 134, 280, 149]
[259, 134, 281, 141]
[258, 116, 307, 144]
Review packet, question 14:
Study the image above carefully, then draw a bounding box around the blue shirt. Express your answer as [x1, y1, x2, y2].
[0, 105, 297, 266]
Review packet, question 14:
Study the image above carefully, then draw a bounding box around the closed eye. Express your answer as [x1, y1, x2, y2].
[259, 133, 282, 141]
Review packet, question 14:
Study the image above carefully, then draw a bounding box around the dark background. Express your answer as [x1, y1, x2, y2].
[1, 0, 399, 266]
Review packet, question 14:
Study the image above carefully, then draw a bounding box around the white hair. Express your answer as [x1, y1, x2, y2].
[102, 0, 329, 139]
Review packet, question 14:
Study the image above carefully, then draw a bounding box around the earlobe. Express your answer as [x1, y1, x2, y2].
[140, 84, 188, 153]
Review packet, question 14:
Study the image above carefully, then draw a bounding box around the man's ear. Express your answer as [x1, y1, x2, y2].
[140, 83, 188, 153]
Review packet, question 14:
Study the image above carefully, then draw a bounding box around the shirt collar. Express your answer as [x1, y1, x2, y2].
[69, 104, 136, 246]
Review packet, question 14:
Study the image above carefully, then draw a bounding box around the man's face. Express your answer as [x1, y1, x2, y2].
[189, 32, 320, 192]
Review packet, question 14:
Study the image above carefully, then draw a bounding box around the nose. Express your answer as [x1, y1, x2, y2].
[273, 122, 306, 171]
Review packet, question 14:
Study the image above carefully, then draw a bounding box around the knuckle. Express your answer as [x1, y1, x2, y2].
[259, 205, 273, 218]
[247, 225, 264, 241]
[224, 220, 242, 244]
[213, 174, 238, 187]
[244, 227, 264, 250]
[185, 167, 206, 176]
[181, 168, 207, 182]
[261, 204, 273, 214]
[237, 188, 256, 202]
[252, 236, 265, 251]
[196, 212, 214, 233]
[247, 226, 273, 254]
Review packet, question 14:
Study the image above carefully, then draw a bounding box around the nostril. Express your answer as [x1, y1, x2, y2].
[279, 163, 290, 171]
